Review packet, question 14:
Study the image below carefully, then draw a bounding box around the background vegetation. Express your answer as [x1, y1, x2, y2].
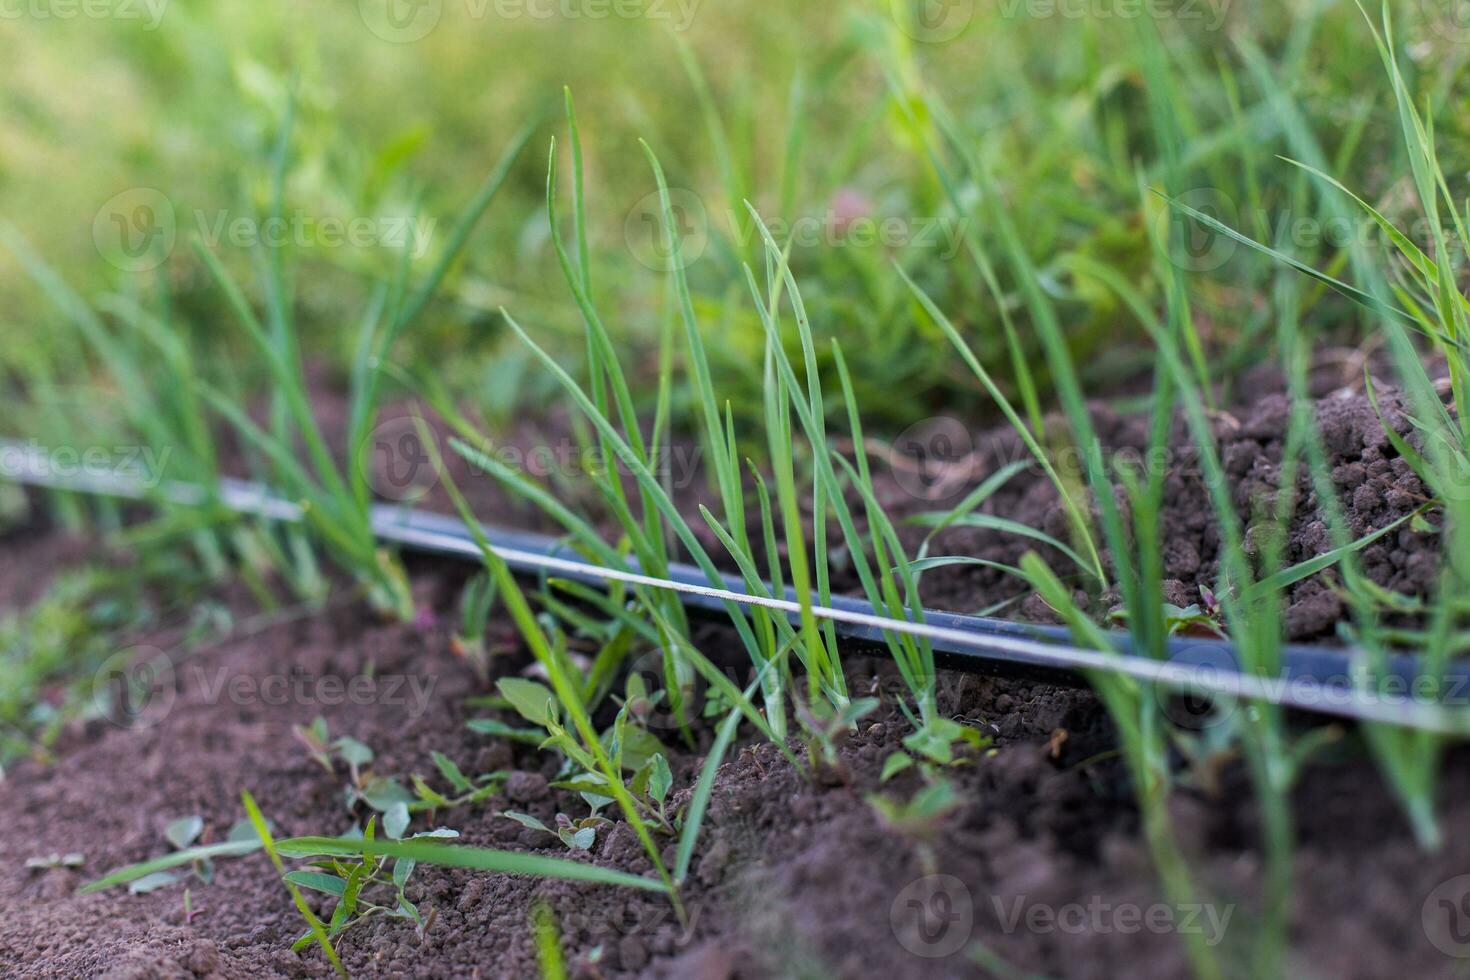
[7, 1, 1469, 432]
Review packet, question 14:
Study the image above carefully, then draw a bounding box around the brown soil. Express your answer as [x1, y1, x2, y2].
[2, 518, 1468, 978]
[1, 360, 1464, 978]
[880, 366, 1442, 641]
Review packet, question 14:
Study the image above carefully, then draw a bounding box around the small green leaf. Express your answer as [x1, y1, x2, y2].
[227, 819, 266, 844]
[431, 751, 473, 794]
[410, 827, 460, 840]
[903, 719, 962, 765]
[393, 857, 416, 891]
[868, 779, 961, 835]
[412, 775, 451, 808]
[550, 774, 611, 796]
[609, 725, 665, 772]
[467, 718, 547, 744]
[907, 780, 959, 820]
[334, 736, 374, 768]
[25, 852, 85, 870]
[559, 826, 596, 851]
[165, 816, 204, 851]
[881, 753, 915, 782]
[283, 871, 349, 897]
[498, 678, 558, 726]
[503, 811, 552, 835]
[646, 754, 672, 804]
[628, 763, 651, 798]
[580, 791, 614, 812]
[360, 777, 415, 812]
[384, 802, 411, 840]
[128, 871, 181, 894]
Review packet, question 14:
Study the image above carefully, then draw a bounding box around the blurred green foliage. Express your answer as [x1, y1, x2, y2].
[3, 1, 1468, 430]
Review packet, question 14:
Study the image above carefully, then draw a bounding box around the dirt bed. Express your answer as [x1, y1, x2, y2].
[877, 367, 1441, 640]
[2, 365, 1466, 978]
[1, 520, 1468, 978]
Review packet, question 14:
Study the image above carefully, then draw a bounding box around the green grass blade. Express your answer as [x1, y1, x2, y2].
[897, 267, 1105, 585]
[389, 116, 539, 341]
[243, 791, 346, 978]
[674, 698, 743, 883]
[277, 837, 668, 893]
[79, 840, 263, 894]
[1245, 508, 1425, 599]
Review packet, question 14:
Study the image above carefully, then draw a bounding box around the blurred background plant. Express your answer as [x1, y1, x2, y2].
[8, 1, 1470, 438]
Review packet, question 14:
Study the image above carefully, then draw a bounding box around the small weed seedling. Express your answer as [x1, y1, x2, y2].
[503, 799, 611, 853]
[24, 852, 84, 872]
[880, 714, 993, 784]
[1108, 599, 1228, 640]
[292, 717, 408, 814]
[793, 696, 879, 781]
[867, 779, 963, 873]
[294, 717, 505, 831]
[494, 675, 679, 838]
[282, 816, 458, 952]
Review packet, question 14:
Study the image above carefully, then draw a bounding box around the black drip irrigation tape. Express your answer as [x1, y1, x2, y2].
[2, 440, 1468, 734]
[374, 507, 1470, 728]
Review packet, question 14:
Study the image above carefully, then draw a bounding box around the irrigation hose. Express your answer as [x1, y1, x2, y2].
[2, 438, 1467, 735]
